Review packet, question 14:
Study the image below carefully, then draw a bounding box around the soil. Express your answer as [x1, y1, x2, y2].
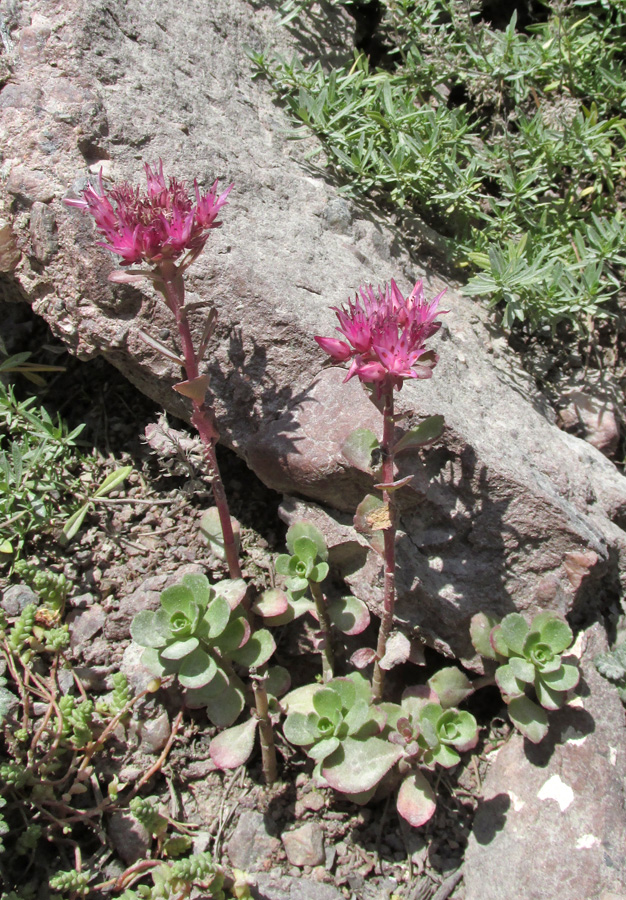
[0, 292, 620, 899]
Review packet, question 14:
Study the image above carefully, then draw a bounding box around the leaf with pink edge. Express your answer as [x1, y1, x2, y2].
[427, 667, 475, 709]
[328, 595, 371, 635]
[350, 647, 377, 669]
[213, 616, 250, 654]
[210, 717, 258, 770]
[507, 695, 549, 743]
[470, 612, 500, 660]
[252, 589, 289, 619]
[322, 737, 402, 794]
[393, 416, 445, 454]
[396, 772, 437, 827]
[265, 665, 291, 698]
[263, 594, 316, 626]
[342, 428, 381, 475]
[215, 578, 247, 611]
[230, 629, 276, 669]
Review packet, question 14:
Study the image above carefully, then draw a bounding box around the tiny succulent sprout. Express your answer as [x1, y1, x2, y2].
[470, 610, 580, 743]
[275, 521, 330, 594]
[130, 572, 275, 727]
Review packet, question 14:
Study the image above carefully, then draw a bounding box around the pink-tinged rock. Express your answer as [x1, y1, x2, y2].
[7, 166, 58, 204]
[67, 604, 106, 649]
[282, 822, 326, 868]
[558, 388, 621, 456]
[464, 624, 626, 900]
[0, 219, 21, 271]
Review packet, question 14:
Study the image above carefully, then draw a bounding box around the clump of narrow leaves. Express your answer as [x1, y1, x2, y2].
[471, 611, 579, 742]
[131, 573, 275, 726]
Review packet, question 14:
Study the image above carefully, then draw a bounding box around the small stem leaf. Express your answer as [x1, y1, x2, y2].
[323, 736, 402, 794]
[327, 595, 371, 635]
[534, 615, 574, 654]
[495, 663, 526, 699]
[397, 772, 437, 827]
[393, 416, 445, 454]
[470, 612, 500, 659]
[230, 629, 276, 668]
[373, 474, 414, 492]
[137, 329, 185, 365]
[286, 521, 328, 561]
[507, 695, 549, 743]
[427, 667, 475, 708]
[500, 613, 530, 655]
[379, 631, 412, 670]
[215, 578, 248, 611]
[160, 637, 200, 660]
[293, 536, 319, 564]
[130, 610, 167, 649]
[173, 373, 211, 401]
[341, 428, 381, 474]
[210, 717, 258, 770]
[535, 675, 566, 711]
[540, 662, 579, 692]
[350, 647, 378, 669]
[307, 737, 341, 761]
[93, 466, 133, 499]
[62, 503, 91, 541]
[508, 655, 536, 683]
[178, 647, 217, 689]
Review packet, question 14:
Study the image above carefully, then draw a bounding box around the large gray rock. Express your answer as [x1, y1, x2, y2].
[463, 624, 626, 900]
[2, 0, 626, 661]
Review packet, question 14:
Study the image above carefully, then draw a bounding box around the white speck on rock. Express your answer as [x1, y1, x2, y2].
[537, 774, 574, 811]
[576, 834, 599, 850]
[507, 791, 525, 812]
[610, 746, 617, 766]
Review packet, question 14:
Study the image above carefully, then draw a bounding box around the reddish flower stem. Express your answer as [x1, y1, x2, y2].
[372, 384, 396, 703]
[159, 263, 241, 580]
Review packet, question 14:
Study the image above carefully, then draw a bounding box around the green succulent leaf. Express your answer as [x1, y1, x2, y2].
[230, 629, 276, 668]
[326, 677, 357, 711]
[309, 561, 329, 583]
[252, 589, 289, 618]
[428, 667, 474, 708]
[177, 647, 217, 689]
[206, 595, 231, 639]
[495, 663, 526, 699]
[539, 661, 579, 693]
[199, 507, 240, 561]
[275, 554, 291, 576]
[470, 612, 500, 659]
[203, 679, 245, 728]
[286, 576, 310, 593]
[490, 624, 510, 657]
[313, 688, 343, 720]
[533, 614, 573, 654]
[396, 771, 437, 827]
[327, 595, 370, 636]
[140, 647, 179, 678]
[307, 736, 341, 761]
[283, 711, 318, 746]
[160, 585, 195, 616]
[286, 521, 328, 561]
[213, 616, 249, 654]
[322, 736, 403, 794]
[210, 717, 258, 770]
[535, 675, 566, 711]
[341, 428, 381, 474]
[293, 536, 319, 563]
[393, 415, 445, 454]
[343, 699, 371, 735]
[508, 655, 536, 683]
[282, 683, 321, 715]
[507, 695, 549, 743]
[160, 637, 200, 660]
[131, 610, 167, 649]
[500, 613, 530, 655]
[215, 578, 247, 611]
[262, 594, 316, 626]
[522, 633, 561, 673]
[425, 742, 461, 768]
[154, 608, 175, 641]
[181, 573, 213, 610]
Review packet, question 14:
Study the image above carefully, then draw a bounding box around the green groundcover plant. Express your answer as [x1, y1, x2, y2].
[0, 154, 586, 895]
[252, 0, 626, 331]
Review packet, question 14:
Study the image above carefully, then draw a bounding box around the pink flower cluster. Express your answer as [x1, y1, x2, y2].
[65, 161, 232, 266]
[315, 279, 446, 392]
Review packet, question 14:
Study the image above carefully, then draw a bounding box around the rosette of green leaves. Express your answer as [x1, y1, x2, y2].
[283, 673, 401, 801]
[275, 522, 329, 594]
[471, 611, 579, 743]
[131, 573, 275, 727]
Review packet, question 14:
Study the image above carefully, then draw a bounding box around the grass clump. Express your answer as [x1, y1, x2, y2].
[253, 0, 626, 331]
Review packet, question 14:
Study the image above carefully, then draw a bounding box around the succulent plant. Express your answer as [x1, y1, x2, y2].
[471, 611, 580, 743]
[131, 573, 275, 727]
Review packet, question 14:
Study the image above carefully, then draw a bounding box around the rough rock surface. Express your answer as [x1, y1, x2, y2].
[463, 624, 626, 900]
[2, 0, 626, 660]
